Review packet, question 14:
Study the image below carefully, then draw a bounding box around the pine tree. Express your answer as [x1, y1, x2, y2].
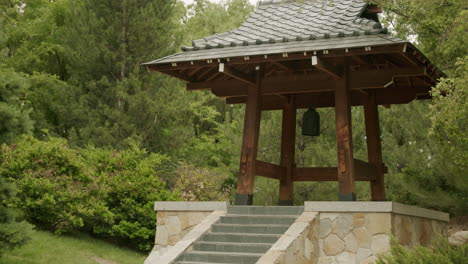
[0, 70, 34, 145]
[0, 177, 33, 255]
[63, 0, 198, 153]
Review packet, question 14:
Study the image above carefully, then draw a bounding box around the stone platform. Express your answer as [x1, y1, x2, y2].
[145, 202, 448, 264]
[306, 202, 448, 264]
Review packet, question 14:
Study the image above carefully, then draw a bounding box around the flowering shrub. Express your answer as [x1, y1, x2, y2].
[0, 136, 178, 250]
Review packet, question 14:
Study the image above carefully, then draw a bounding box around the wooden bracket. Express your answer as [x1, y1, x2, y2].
[219, 63, 255, 86]
[311, 56, 342, 79]
[354, 159, 377, 181]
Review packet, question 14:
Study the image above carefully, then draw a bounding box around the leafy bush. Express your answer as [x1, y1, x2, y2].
[0, 136, 98, 232]
[0, 177, 33, 255]
[81, 144, 179, 250]
[0, 136, 178, 251]
[377, 237, 468, 264]
[174, 163, 231, 201]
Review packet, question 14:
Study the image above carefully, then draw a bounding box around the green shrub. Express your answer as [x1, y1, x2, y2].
[174, 163, 231, 201]
[0, 136, 179, 251]
[0, 136, 100, 232]
[377, 237, 468, 264]
[81, 144, 179, 250]
[0, 177, 34, 255]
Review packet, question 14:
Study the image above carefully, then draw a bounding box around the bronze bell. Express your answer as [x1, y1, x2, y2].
[302, 105, 320, 136]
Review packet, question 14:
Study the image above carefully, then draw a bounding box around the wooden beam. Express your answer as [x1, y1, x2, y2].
[293, 167, 337, 181]
[311, 56, 342, 79]
[219, 63, 255, 85]
[256, 160, 283, 180]
[367, 5, 382, 13]
[279, 95, 296, 205]
[292, 167, 374, 181]
[272, 61, 294, 73]
[354, 159, 377, 181]
[352, 55, 370, 66]
[335, 59, 356, 201]
[235, 69, 263, 205]
[364, 91, 386, 201]
[188, 67, 426, 94]
[226, 86, 418, 109]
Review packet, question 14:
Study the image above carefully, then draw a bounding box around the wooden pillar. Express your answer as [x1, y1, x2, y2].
[235, 69, 263, 205]
[278, 95, 296, 205]
[364, 91, 386, 201]
[334, 61, 356, 201]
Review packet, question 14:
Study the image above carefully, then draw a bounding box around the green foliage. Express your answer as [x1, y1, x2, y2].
[0, 136, 106, 232]
[430, 57, 467, 169]
[182, 0, 253, 44]
[374, 0, 467, 71]
[1, 0, 69, 79]
[174, 163, 231, 201]
[80, 144, 179, 250]
[0, 70, 34, 145]
[0, 136, 178, 250]
[376, 237, 468, 264]
[59, 0, 198, 153]
[0, 177, 34, 255]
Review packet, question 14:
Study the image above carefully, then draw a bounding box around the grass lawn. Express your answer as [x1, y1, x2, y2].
[0, 230, 146, 264]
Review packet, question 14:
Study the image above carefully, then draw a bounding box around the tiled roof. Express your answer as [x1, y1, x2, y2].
[182, 0, 383, 51]
[144, 0, 401, 66]
[148, 35, 405, 64]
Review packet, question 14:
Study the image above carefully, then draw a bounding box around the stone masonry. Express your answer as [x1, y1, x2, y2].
[151, 201, 229, 257]
[155, 211, 213, 254]
[307, 202, 448, 264]
[147, 202, 448, 264]
[257, 212, 320, 264]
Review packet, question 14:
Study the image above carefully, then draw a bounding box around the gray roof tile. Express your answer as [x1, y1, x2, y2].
[144, 0, 409, 65]
[181, 0, 383, 52]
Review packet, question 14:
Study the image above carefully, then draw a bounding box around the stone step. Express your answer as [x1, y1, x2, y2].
[228, 206, 304, 216]
[211, 223, 290, 234]
[200, 232, 281, 243]
[219, 214, 297, 225]
[193, 241, 273, 253]
[179, 251, 262, 264]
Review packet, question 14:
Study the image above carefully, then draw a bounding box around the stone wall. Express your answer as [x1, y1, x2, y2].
[319, 212, 392, 264]
[393, 214, 447, 247]
[257, 212, 320, 264]
[305, 202, 449, 264]
[146, 211, 226, 264]
[317, 212, 447, 264]
[155, 211, 213, 254]
[149, 201, 228, 257]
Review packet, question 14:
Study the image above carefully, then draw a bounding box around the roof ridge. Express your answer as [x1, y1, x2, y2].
[257, 0, 338, 7]
[182, 0, 385, 52]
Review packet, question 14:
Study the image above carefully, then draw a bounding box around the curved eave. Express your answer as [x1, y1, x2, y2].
[143, 37, 445, 83]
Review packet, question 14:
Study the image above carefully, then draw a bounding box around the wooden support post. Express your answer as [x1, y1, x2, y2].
[235, 68, 263, 205]
[335, 60, 356, 201]
[364, 91, 386, 201]
[279, 95, 296, 205]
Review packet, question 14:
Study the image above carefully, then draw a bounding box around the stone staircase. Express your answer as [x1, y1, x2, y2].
[174, 206, 304, 264]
